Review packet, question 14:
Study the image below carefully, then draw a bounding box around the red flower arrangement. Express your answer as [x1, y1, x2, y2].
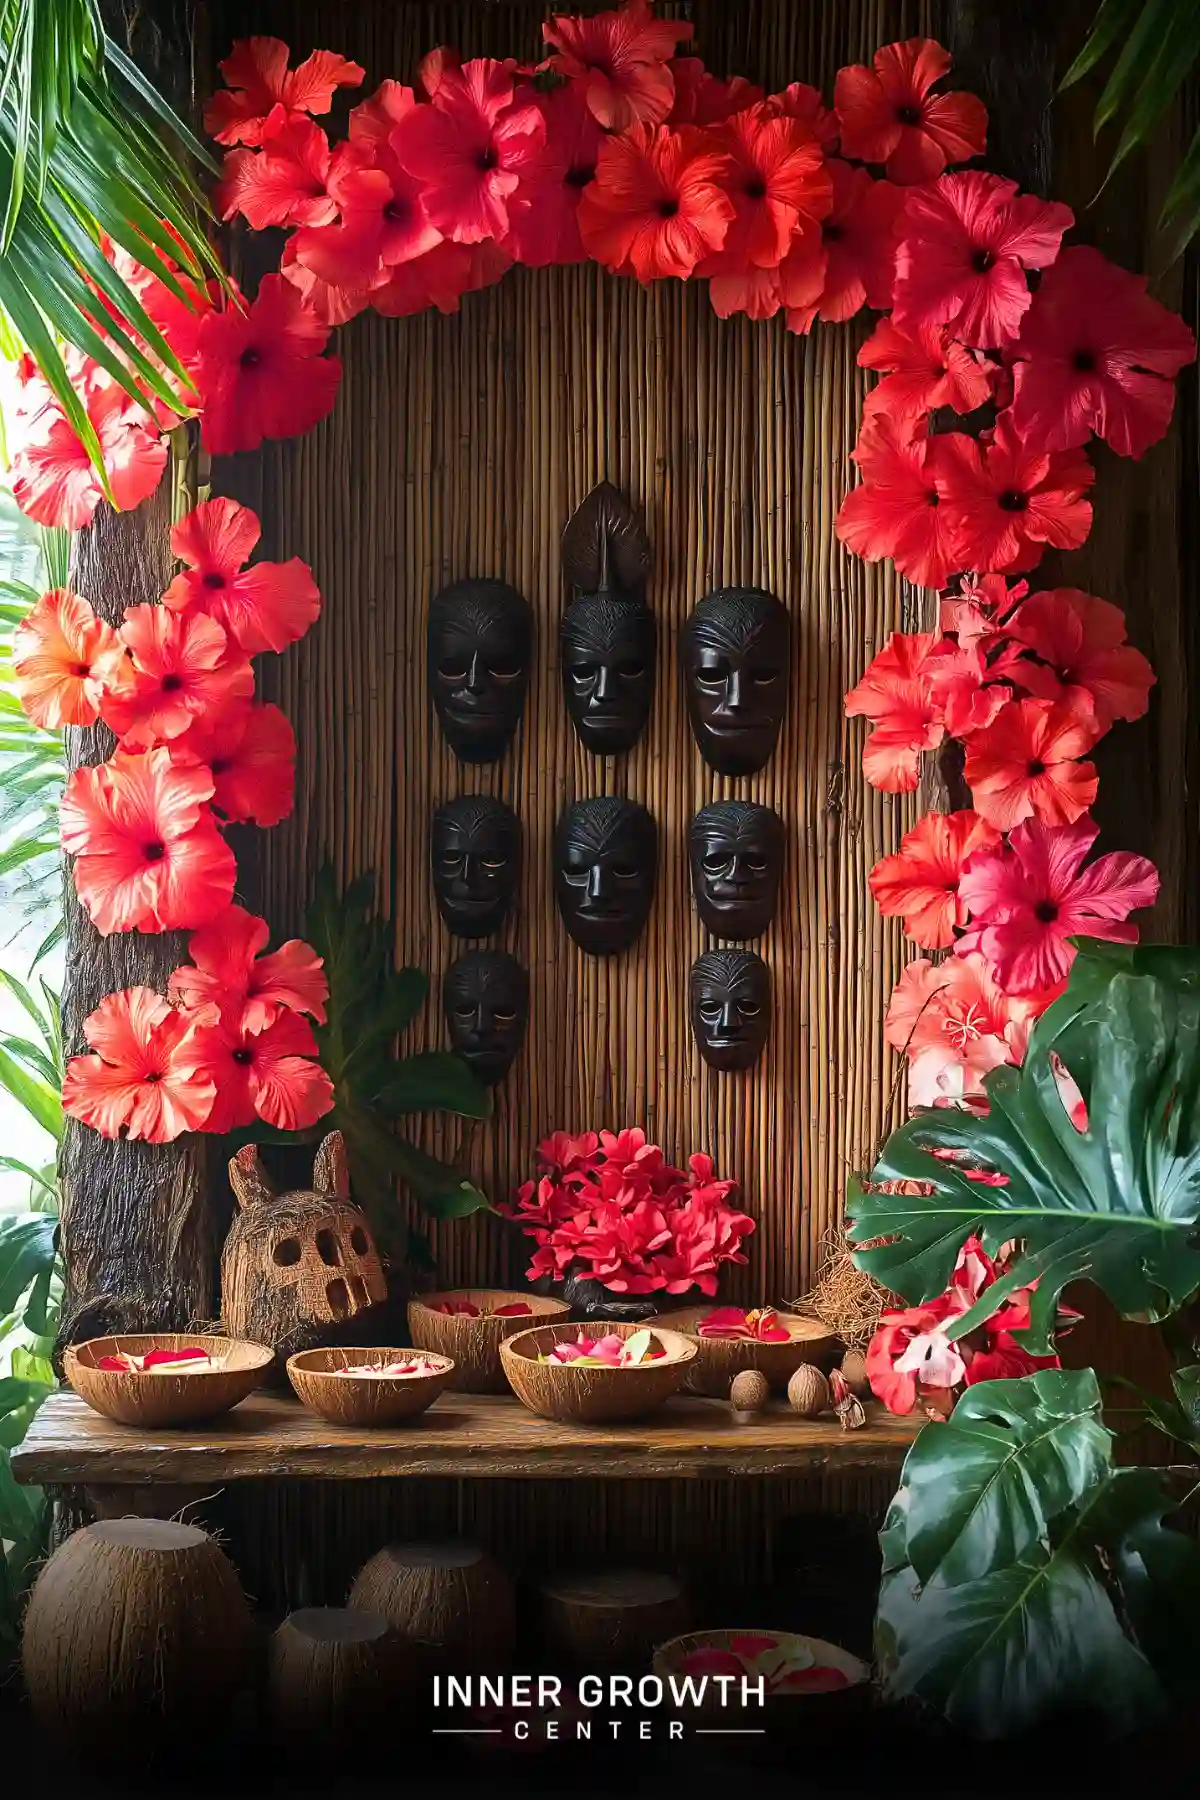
[500, 1128, 754, 1297]
[865, 1236, 1074, 1419]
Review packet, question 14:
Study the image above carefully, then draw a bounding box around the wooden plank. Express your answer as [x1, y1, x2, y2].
[15, 1392, 916, 1486]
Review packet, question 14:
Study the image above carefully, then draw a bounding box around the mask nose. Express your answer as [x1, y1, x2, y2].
[593, 663, 615, 705]
[722, 667, 745, 712]
[459, 852, 486, 893]
[718, 997, 739, 1032]
[587, 863, 611, 901]
[464, 651, 487, 695]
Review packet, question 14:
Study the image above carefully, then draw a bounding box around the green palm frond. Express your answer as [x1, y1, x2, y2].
[0, 0, 221, 477]
[1062, 0, 1200, 260]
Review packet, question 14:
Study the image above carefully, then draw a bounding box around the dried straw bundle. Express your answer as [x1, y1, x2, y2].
[21, 1519, 253, 1765]
[349, 1541, 515, 1671]
[791, 1229, 895, 1352]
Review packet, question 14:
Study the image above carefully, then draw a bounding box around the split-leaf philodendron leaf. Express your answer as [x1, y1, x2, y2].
[876, 1368, 1200, 1737]
[848, 941, 1200, 1352]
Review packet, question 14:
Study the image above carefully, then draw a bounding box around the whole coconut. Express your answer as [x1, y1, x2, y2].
[21, 1519, 252, 1766]
[729, 1369, 770, 1416]
[787, 1364, 830, 1417]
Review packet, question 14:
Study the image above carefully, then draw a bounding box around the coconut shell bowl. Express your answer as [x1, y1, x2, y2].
[64, 1333, 273, 1427]
[286, 1347, 456, 1426]
[652, 1629, 870, 1746]
[499, 1321, 696, 1425]
[648, 1305, 838, 1397]
[407, 1289, 571, 1393]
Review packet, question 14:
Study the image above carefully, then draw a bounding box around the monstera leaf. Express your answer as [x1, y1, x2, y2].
[876, 1369, 1200, 1737]
[849, 941, 1200, 1352]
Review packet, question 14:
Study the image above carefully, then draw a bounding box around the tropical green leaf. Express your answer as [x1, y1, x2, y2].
[875, 1370, 1200, 1737]
[0, 1209, 56, 1315]
[895, 1369, 1112, 1587]
[0, 1154, 56, 1199]
[1093, 0, 1175, 134]
[1060, 0, 1145, 88]
[849, 943, 1200, 1352]
[0, 1041, 62, 1140]
[373, 1051, 492, 1122]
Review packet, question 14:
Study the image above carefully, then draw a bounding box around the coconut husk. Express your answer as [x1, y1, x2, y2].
[286, 1346, 455, 1426]
[499, 1321, 695, 1424]
[21, 1519, 253, 1766]
[407, 1290, 570, 1392]
[539, 1569, 688, 1669]
[267, 1607, 417, 1754]
[789, 1228, 896, 1352]
[64, 1333, 273, 1427]
[348, 1541, 515, 1671]
[649, 1305, 837, 1396]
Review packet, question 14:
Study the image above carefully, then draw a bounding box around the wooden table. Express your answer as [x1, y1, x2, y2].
[15, 1390, 917, 1491]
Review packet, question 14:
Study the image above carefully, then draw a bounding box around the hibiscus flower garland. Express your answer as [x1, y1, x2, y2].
[15, 499, 334, 1141]
[3, 9, 1194, 1268]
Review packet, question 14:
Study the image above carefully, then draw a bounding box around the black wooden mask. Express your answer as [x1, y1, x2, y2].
[680, 587, 791, 775]
[443, 950, 529, 1086]
[428, 579, 533, 763]
[560, 483, 655, 756]
[554, 796, 657, 956]
[690, 949, 772, 1072]
[430, 796, 520, 938]
[689, 802, 785, 940]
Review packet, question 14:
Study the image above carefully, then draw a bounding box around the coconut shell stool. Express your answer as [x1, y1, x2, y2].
[268, 1607, 416, 1754]
[349, 1540, 515, 1671]
[21, 1519, 253, 1765]
[539, 1569, 689, 1670]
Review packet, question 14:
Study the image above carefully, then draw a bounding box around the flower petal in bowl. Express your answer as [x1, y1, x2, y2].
[64, 1333, 272, 1428]
[500, 1321, 695, 1424]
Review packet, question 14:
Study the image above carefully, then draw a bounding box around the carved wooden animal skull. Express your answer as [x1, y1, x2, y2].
[221, 1132, 387, 1370]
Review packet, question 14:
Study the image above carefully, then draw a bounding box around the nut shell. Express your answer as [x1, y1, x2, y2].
[787, 1363, 830, 1417]
[729, 1369, 770, 1414]
[839, 1348, 870, 1398]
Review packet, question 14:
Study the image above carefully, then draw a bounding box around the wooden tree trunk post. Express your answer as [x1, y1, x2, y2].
[59, 472, 216, 1348]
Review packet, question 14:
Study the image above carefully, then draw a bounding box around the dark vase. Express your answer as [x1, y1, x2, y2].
[560, 1269, 660, 1324]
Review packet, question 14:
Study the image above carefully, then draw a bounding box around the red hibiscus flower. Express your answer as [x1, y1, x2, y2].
[191, 274, 342, 455]
[1010, 244, 1198, 458]
[669, 59, 765, 127]
[957, 815, 1160, 994]
[781, 160, 903, 331]
[963, 696, 1101, 831]
[767, 81, 839, 148]
[844, 629, 947, 792]
[204, 36, 364, 146]
[10, 359, 168, 531]
[502, 84, 606, 267]
[858, 315, 993, 426]
[292, 132, 442, 288]
[62, 987, 215, 1144]
[706, 102, 832, 271]
[932, 415, 1094, 573]
[278, 237, 379, 327]
[12, 588, 127, 729]
[866, 1293, 962, 1414]
[924, 638, 1012, 738]
[169, 701, 296, 828]
[168, 902, 328, 1033]
[869, 809, 1002, 948]
[885, 952, 1038, 1106]
[835, 37, 987, 184]
[836, 415, 959, 590]
[101, 605, 253, 751]
[61, 749, 236, 936]
[162, 497, 321, 657]
[579, 123, 734, 283]
[999, 587, 1154, 728]
[372, 240, 512, 318]
[391, 61, 545, 245]
[214, 118, 336, 229]
[187, 1005, 334, 1133]
[893, 172, 1073, 349]
[940, 571, 1028, 649]
[543, 1, 692, 132]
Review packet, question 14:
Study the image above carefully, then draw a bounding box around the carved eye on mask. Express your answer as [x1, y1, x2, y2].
[688, 801, 785, 940]
[430, 795, 521, 938]
[554, 796, 657, 956]
[428, 579, 533, 764]
[689, 949, 772, 1072]
[680, 588, 791, 776]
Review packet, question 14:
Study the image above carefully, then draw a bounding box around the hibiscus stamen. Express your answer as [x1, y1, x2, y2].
[160, 674, 183, 693]
[1073, 349, 1097, 371]
[1034, 899, 1059, 923]
[566, 163, 596, 188]
[970, 248, 994, 272]
[202, 571, 226, 590]
[658, 197, 680, 218]
[232, 1047, 254, 1066]
[1026, 757, 1046, 776]
[744, 178, 768, 201]
[997, 488, 1028, 511]
[239, 346, 262, 369]
[896, 104, 922, 126]
[475, 148, 498, 173]
[142, 840, 166, 862]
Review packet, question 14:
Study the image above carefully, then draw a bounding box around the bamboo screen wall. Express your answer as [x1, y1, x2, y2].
[213, 0, 939, 1302]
